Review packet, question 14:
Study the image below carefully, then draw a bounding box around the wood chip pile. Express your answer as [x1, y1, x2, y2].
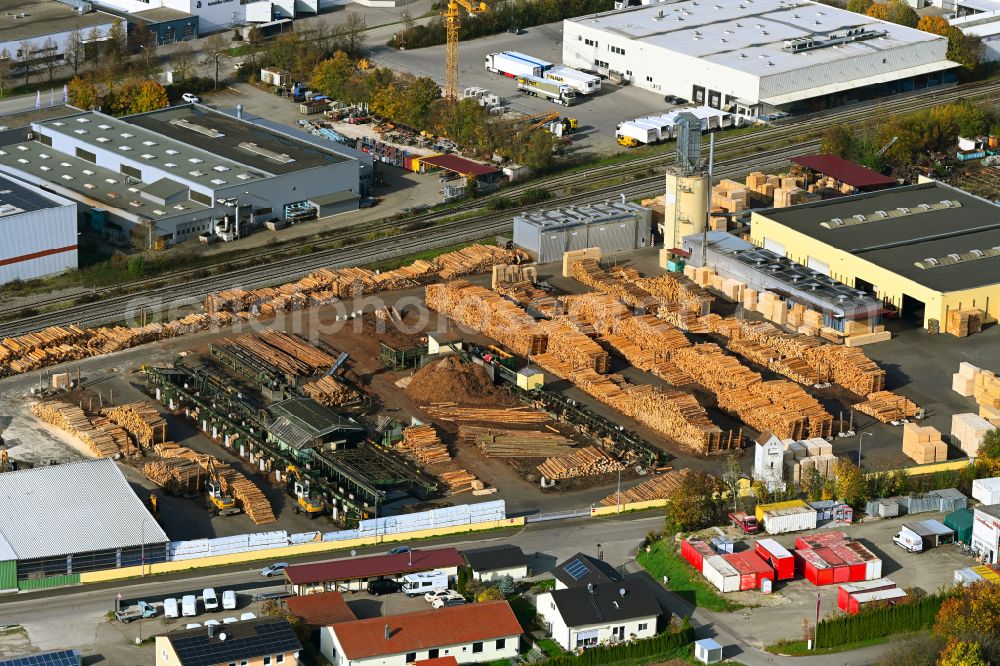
[405, 355, 507, 406]
[425, 280, 547, 356]
[598, 470, 688, 506]
[853, 391, 920, 423]
[424, 403, 552, 424]
[102, 401, 168, 448]
[30, 400, 134, 458]
[303, 376, 362, 407]
[537, 446, 625, 480]
[459, 425, 573, 457]
[397, 425, 451, 465]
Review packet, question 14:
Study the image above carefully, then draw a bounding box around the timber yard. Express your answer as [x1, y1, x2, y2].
[2, 0, 1000, 664]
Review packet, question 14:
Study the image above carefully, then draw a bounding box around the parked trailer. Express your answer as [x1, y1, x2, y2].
[485, 52, 551, 78]
[544, 65, 601, 95]
[681, 538, 716, 572]
[703, 555, 740, 593]
[754, 539, 794, 580]
[615, 106, 747, 146]
[516, 75, 576, 106]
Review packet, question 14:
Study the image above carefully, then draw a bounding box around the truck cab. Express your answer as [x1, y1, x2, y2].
[729, 511, 760, 534]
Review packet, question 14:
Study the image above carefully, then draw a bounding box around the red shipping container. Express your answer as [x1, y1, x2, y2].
[848, 588, 907, 614]
[681, 539, 715, 572]
[723, 551, 775, 591]
[754, 539, 794, 580]
[795, 531, 849, 550]
[837, 579, 896, 613]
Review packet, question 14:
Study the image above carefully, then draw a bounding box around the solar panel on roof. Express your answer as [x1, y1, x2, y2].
[0, 649, 81, 666]
[564, 558, 591, 581]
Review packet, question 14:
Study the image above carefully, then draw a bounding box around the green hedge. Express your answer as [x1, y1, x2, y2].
[539, 626, 695, 666]
[815, 594, 947, 649]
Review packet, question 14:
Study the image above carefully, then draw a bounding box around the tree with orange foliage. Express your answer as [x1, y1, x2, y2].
[865, 2, 890, 19]
[66, 76, 101, 110]
[940, 639, 987, 666]
[935, 583, 1000, 663]
[917, 15, 950, 35]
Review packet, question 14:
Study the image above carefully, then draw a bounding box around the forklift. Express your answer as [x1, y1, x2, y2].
[286, 465, 326, 519]
[205, 460, 241, 517]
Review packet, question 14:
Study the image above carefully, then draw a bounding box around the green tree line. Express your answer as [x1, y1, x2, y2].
[815, 593, 949, 649]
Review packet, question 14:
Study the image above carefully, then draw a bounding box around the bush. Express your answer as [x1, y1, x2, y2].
[498, 574, 516, 596]
[476, 586, 504, 602]
[814, 593, 949, 649]
[519, 188, 552, 206]
[539, 624, 695, 665]
[487, 196, 514, 211]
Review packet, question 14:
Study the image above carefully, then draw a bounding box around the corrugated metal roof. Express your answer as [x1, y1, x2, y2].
[419, 154, 498, 177]
[0, 458, 167, 560]
[791, 154, 896, 189]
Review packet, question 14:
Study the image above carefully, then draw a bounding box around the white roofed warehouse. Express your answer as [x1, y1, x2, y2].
[0, 458, 167, 591]
[562, 0, 958, 115]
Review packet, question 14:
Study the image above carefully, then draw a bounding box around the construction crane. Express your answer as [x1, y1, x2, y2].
[286, 465, 326, 519]
[445, 0, 488, 100]
[205, 459, 241, 517]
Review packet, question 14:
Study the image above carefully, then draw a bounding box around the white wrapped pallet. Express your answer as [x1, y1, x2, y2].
[973, 477, 1000, 505]
[703, 555, 740, 593]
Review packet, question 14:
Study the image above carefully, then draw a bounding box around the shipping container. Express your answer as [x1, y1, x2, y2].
[722, 551, 775, 591]
[795, 531, 849, 550]
[711, 536, 734, 554]
[681, 538, 715, 572]
[756, 499, 811, 522]
[703, 555, 740, 593]
[762, 506, 817, 535]
[837, 579, 896, 612]
[754, 539, 795, 580]
[848, 588, 907, 614]
[972, 477, 1000, 505]
[544, 65, 602, 95]
[928, 488, 967, 512]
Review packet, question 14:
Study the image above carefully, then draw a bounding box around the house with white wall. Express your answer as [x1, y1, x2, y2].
[552, 553, 622, 590]
[462, 545, 529, 582]
[535, 580, 661, 651]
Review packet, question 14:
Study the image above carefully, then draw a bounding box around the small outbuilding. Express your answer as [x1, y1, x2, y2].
[461, 544, 529, 582]
[945, 508, 974, 544]
[695, 638, 723, 664]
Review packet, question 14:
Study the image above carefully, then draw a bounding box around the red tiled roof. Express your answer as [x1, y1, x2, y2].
[414, 658, 459, 666]
[419, 154, 499, 177]
[285, 591, 356, 627]
[331, 601, 522, 660]
[285, 548, 464, 584]
[791, 154, 896, 189]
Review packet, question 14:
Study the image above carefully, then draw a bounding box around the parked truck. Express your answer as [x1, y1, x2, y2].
[729, 511, 761, 535]
[516, 75, 576, 106]
[116, 601, 157, 623]
[544, 66, 601, 95]
[485, 52, 552, 78]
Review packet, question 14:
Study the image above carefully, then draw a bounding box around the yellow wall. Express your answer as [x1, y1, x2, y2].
[591, 499, 669, 516]
[79, 517, 525, 584]
[663, 171, 709, 249]
[750, 212, 1000, 328]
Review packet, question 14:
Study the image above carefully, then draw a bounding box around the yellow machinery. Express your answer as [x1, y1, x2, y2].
[286, 465, 325, 519]
[206, 460, 241, 517]
[149, 493, 160, 521]
[444, 0, 488, 100]
[617, 135, 639, 147]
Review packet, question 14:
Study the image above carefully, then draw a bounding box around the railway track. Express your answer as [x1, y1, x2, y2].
[2, 79, 998, 332]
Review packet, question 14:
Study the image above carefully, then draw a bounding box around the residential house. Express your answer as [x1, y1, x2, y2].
[552, 553, 623, 590]
[154, 617, 301, 666]
[535, 580, 661, 651]
[461, 545, 529, 582]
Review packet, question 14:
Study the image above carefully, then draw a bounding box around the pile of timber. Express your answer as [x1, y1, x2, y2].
[492, 263, 538, 289]
[599, 334, 693, 386]
[232, 334, 312, 376]
[303, 376, 362, 407]
[439, 469, 483, 495]
[257, 329, 335, 371]
[728, 338, 828, 386]
[0, 325, 86, 363]
[537, 446, 625, 480]
[571, 260, 661, 310]
[102, 401, 167, 449]
[425, 281, 547, 356]
[536, 317, 610, 373]
[493, 280, 562, 318]
[397, 425, 451, 465]
[438, 245, 522, 280]
[30, 400, 126, 458]
[598, 470, 687, 506]
[637, 273, 714, 317]
[459, 425, 573, 457]
[424, 403, 551, 425]
[222, 473, 276, 525]
[854, 391, 920, 423]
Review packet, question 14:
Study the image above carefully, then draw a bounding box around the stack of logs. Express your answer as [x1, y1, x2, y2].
[459, 425, 573, 457]
[439, 469, 484, 495]
[537, 446, 625, 480]
[102, 401, 167, 449]
[424, 404, 552, 425]
[854, 391, 920, 423]
[598, 470, 687, 506]
[257, 329, 335, 372]
[536, 317, 610, 374]
[30, 400, 134, 458]
[303, 376, 362, 407]
[571, 260, 662, 310]
[231, 334, 312, 376]
[397, 425, 451, 465]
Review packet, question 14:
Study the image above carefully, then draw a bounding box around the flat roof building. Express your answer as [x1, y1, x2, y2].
[0, 172, 77, 285]
[284, 547, 464, 594]
[0, 0, 114, 69]
[514, 201, 653, 263]
[562, 0, 958, 114]
[749, 180, 1000, 328]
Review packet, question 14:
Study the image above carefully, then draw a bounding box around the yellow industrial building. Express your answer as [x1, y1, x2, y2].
[749, 181, 1000, 329]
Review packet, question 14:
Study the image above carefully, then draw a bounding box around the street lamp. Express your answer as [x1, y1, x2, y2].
[859, 432, 872, 469]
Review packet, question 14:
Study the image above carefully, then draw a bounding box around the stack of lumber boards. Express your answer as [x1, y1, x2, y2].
[854, 391, 920, 423]
[424, 403, 551, 424]
[397, 425, 451, 465]
[30, 400, 124, 458]
[902, 422, 947, 464]
[952, 361, 979, 397]
[425, 281, 547, 356]
[951, 413, 997, 457]
[303, 376, 362, 407]
[955, 363, 1000, 416]
[439, 469, 484, 495]
[598, 470, 687, 506]
[537, 446, 625, 479]
[459, 425, 572, 457]
[536, 317, 610, 373]
[257, 330, 335, 371]
[102, 401, 167, 449]
[946, 309, 983, 337]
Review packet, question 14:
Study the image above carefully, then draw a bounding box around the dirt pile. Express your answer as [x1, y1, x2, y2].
[405, 356, 507, 406]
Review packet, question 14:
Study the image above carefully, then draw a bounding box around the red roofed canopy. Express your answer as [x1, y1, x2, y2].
[791, 154, 896, 190]
[419, 154, 499, 178]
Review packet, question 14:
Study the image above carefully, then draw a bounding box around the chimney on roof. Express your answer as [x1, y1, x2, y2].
[619, 587, 626, 597]
[587, 583, 594, 595]
[385, 624, 390, 640]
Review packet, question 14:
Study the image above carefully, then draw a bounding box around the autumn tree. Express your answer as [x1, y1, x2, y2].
[886, 0, 918, 27]
[342, 12, 368, 57]
[935, 583, 1000, 663]
[865, 2, 890, 20]
[65, 29, 86, 75]
[946, 27, 983, 71]
[129, 23, 158, 74]
[245, 26, 265, 71]
[17, 40, 33, 85]
[110, 78, 168, 115]
[976, 429, 1000, 474]
[664, 471, 719, 533]
[940, 639, 987, 666]
[202, 33, 231, 89]
[66, 76, 101, 110]
[847, 0, 873, 12]
[85, 27, 103, 67]
[719, 451, 743, 511]
[917, 15, 949, 35]
[0, 49, 11, 96]
[834, 457, 866, 506]
[105, 18, 128, 69]
[476, 586, 503, 602]
[171, 42, 195, 81]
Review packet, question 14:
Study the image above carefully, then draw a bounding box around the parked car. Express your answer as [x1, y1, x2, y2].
[203, 588, 219, 611]
[252, 591, 291, 602]
[387, 546, 411, 555]
[359, 197, 379, 208]
[663, 95, 678, 103]
[424, 589, 461, 603]
[367, 578, 401, 596]
[181, 93, 200, 104]
[222, 590, 237, 610]
[222, 617, 239, 624]
[181, 595, 198, 617]
[163, 598, 180, 619]
[431, 594, 467, 609]
[260, 562, 289, 577]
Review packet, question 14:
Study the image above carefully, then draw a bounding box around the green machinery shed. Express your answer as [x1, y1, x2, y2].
[945, 508, 974, 544]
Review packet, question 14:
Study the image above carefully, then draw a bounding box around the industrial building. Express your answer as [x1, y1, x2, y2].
[513, 201, 652, 263]
[0, 0, 114, 72]
[748, 181, 1000, 328]
[0, 106, 367, 247]
[0, 173, 78, 285]
[683, 231, 884, 330]
[562, 0, 958, 114]
[0, 458, 168, 591]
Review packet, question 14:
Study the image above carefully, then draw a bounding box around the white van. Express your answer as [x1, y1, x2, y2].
[893, 528, 924, 553]
[163, 598, 179, 619]
[203, 588, 219, 611]
[222, 590, 237, 610]
[181, 595, 198, 617]
[401, 570, 449, 597]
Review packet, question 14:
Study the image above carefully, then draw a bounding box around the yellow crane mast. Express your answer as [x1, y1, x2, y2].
[445, 0, 488, 100]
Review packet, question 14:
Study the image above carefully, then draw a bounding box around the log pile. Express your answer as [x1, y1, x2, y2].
[571, 260, 661, 310]
[853, 391, 920, 423]
[598, 470, 688, 506]
[493, 280, 562, 318]
[222, 474, 276, 525]
[536, 317, 610, 373]
[102, 401, 167, 449]
[423, 403, 552, 424]
[425, 281, 547, 356]
[303, 376, 362, 407]
[459, 425, 573, 457]
[397, 425, 451, 465]
[232, 334, 312, 376]
[257, 329, 335, 371]
[637, 273, 714, 317]
[728, 338, 828, 385]
[30, 400, 126, 458]
[537, 446, 625, 480]
[492, 263, 537, 289]
[439, 469, 483, 494]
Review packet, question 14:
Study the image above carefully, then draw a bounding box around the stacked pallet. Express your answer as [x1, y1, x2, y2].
[537, 317, 610, 373]
[946, 309, 983, 337]
[598, 470, 687, 506]
[951, 413, 997, 458]
[397, 425, 451, 465]
[102, 401, 167, 449]
[303, 376, 362, 407]
[257, 329, 335, 371]
[974, 368, 1000, 410]
[439, 469, 483, 494]
[459, 425, 572, 457]
[953, 362, 979, 397]
[424, 403, 552, 424]
[902, 422, 947, 464]
[425, 281, 547, 356]
[854, 391, 920, 423]
[537, 446, 625, 480]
